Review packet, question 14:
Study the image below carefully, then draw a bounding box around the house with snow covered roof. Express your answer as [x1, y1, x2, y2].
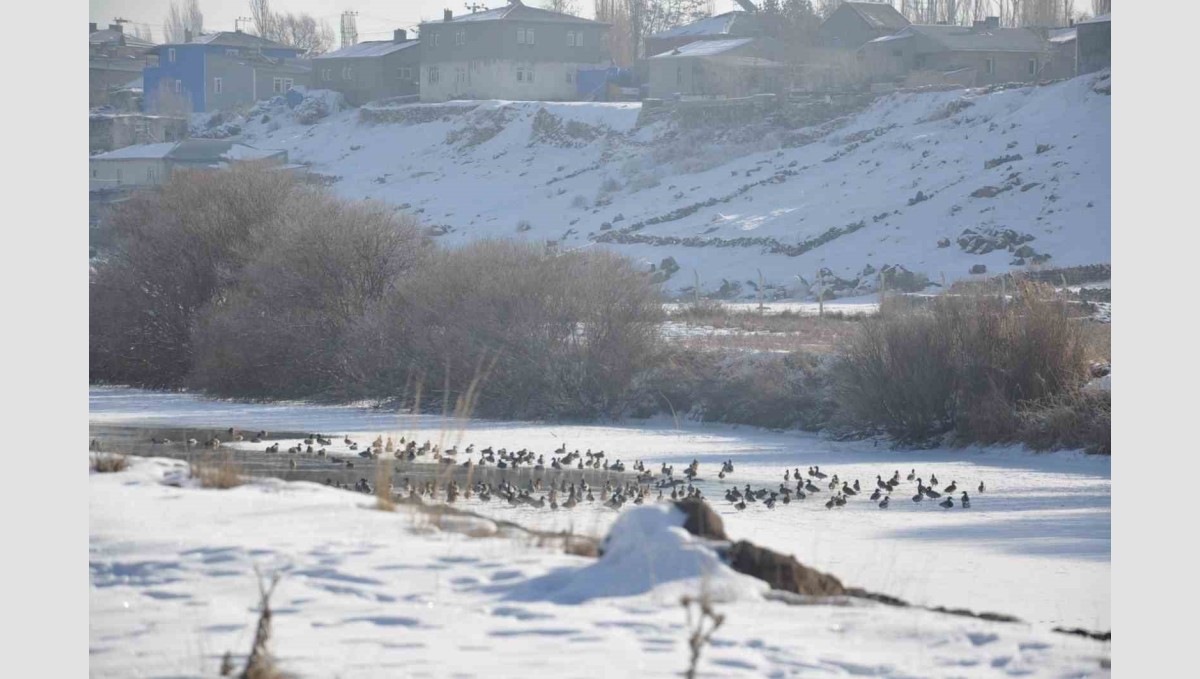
[859, 18, 1053, 87]
[818, 1, 911, 50]
[417, 0, 611, 102]
[89, 139, 287, 190]
[644, 10, 766, 58]
[312, 30, 421, 106]
[646, 37, 787, 100]
[142, 30, 307, 113]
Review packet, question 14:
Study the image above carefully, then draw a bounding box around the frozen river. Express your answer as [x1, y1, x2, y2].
[90, 386, 1110, 631]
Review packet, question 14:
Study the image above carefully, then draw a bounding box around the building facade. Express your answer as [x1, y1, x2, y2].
[143, 31, 305, 113]
[90, 23, 155, 108]
[418, 1, 611, 102]
[860, 20, 1052, 87]
[312, 30, 420, 105]
[1076, 14, 1110, 75]
[646, 38, 786, 99]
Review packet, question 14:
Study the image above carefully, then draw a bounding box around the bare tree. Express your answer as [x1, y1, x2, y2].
[164, 0, 204, 43]
[542, 0, 582, 14]
[246, 0, 334, 56]
[132, 24, 154, 43]
[1092, 0, 1109, 14]
[596, 0, 635, 64]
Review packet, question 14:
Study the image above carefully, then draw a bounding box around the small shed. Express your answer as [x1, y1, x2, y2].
[860, 20, 1052, 87]
[647, 38, 786, 99]
[90, 139, 287, 190]
[644, 11, 766, 58]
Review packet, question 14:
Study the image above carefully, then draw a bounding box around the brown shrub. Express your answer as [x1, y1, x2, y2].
[90, 165, 301, 387]
[834, 282, 1094, 443]
[190, 451, 244, 489]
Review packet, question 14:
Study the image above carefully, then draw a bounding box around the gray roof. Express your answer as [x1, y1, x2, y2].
[1078, 13, 1110, 25]
[91, 139, 285, 163]
[650, 38, 756, 59]
[154, 31, 302, 52]
[648, 11, 757, 39]
[885, 24, 1050, 53]
[314, 40, 420, 60]
[424, 1, 606, 26]
[841, 2, 911, 31]
[90, 28, 155, 50]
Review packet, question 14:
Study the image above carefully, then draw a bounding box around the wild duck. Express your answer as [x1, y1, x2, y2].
[912, 490, 924, 503]
[939, 497, 954, 509]
[879, 496, 890, 509]
[960, 492, 970, 509]
[924, 486, 941, 499]
[930, 474, 939, 486]
[876, 475, 888, 490]
[735, 500, 747, 511]
[812, 466, 828, 479]
[978, 481, 985, 493]
[869, 488, 882, 501]
[944, 481, 957, 493]
[906, 469, 916, 481]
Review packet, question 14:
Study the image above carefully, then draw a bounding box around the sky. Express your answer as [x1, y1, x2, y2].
[89, 1, 744, 44]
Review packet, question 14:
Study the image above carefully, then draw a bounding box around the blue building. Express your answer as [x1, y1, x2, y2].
[143, 30, 306, 113]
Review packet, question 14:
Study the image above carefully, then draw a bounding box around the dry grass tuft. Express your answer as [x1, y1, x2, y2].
[190, 451, 244, 489]
[90, 453, 129, 473]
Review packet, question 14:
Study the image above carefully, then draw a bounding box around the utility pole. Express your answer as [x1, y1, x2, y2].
[340, 11, 359, 49]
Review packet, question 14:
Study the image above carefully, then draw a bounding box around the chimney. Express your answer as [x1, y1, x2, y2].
[90, 22, 98, 34]
[444, 9, 453, 22]
[184, 29, 193, 43]
[985, 16, 1000, 29]
[394, 28, 408, 43]
[109, 23, 123, 33]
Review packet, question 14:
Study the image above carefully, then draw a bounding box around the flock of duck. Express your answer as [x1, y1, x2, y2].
[724, 465, 981, 511]
[148, 429, 984, 512]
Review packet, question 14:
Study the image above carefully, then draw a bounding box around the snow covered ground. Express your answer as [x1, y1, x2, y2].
[222, 73, 1110, 297]
[91, 387, 1110, 633]
[91, 455, 1110, 678]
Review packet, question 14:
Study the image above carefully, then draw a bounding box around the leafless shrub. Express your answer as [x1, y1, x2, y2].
[90, 165, 300, 387]
[833, 282, 1094, 443]
[189, 192, 428, 398]
[240, 567, 284, 679]
[681, 583, 725, 679]
[1017, 390, 1111, 455]
[355, 240, 664, 418]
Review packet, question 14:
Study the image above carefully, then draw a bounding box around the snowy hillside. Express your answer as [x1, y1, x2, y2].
[226, 73, 1110, 298]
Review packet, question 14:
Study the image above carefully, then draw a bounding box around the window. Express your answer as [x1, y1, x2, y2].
[273, 77, 293, 93]
[225, 48, 238, 57]
[1028, 58, 1037, 75]
[517, 27, 525, 44]
[516, 67, 524, 82]
[567, 31, 575, 47]
[168, 48, 176, 63]
[342, 66, 354, 80]
[428, 66, 440, 83]
[526, 28, 535, 45]
[456, 66, 466, 83]
[434, 33, 440, 47]
[399, 66, 414, 80]
[575, 32, 582, 48]
[321, 69, 332, 81]
[174, 79, 182, 93]
[284, 78, 294, 90]
[213, 77, 222, 94]
[986, 58, 995, 75]
[566, 71, 574, 84]
[455, 30, 466, 45]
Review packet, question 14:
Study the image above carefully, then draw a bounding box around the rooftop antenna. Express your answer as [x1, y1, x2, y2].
[340, 11, 359, 48]
[235, 16, 253, 33]
[465, 2, 486, 14]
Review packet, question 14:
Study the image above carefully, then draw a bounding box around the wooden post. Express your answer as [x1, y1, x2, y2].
[757, 269, 765, 314]
[816, 270, 824, 318]
[693, 270, 700, 307]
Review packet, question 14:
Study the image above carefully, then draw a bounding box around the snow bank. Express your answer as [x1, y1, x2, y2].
[502, 505, 766, 604]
